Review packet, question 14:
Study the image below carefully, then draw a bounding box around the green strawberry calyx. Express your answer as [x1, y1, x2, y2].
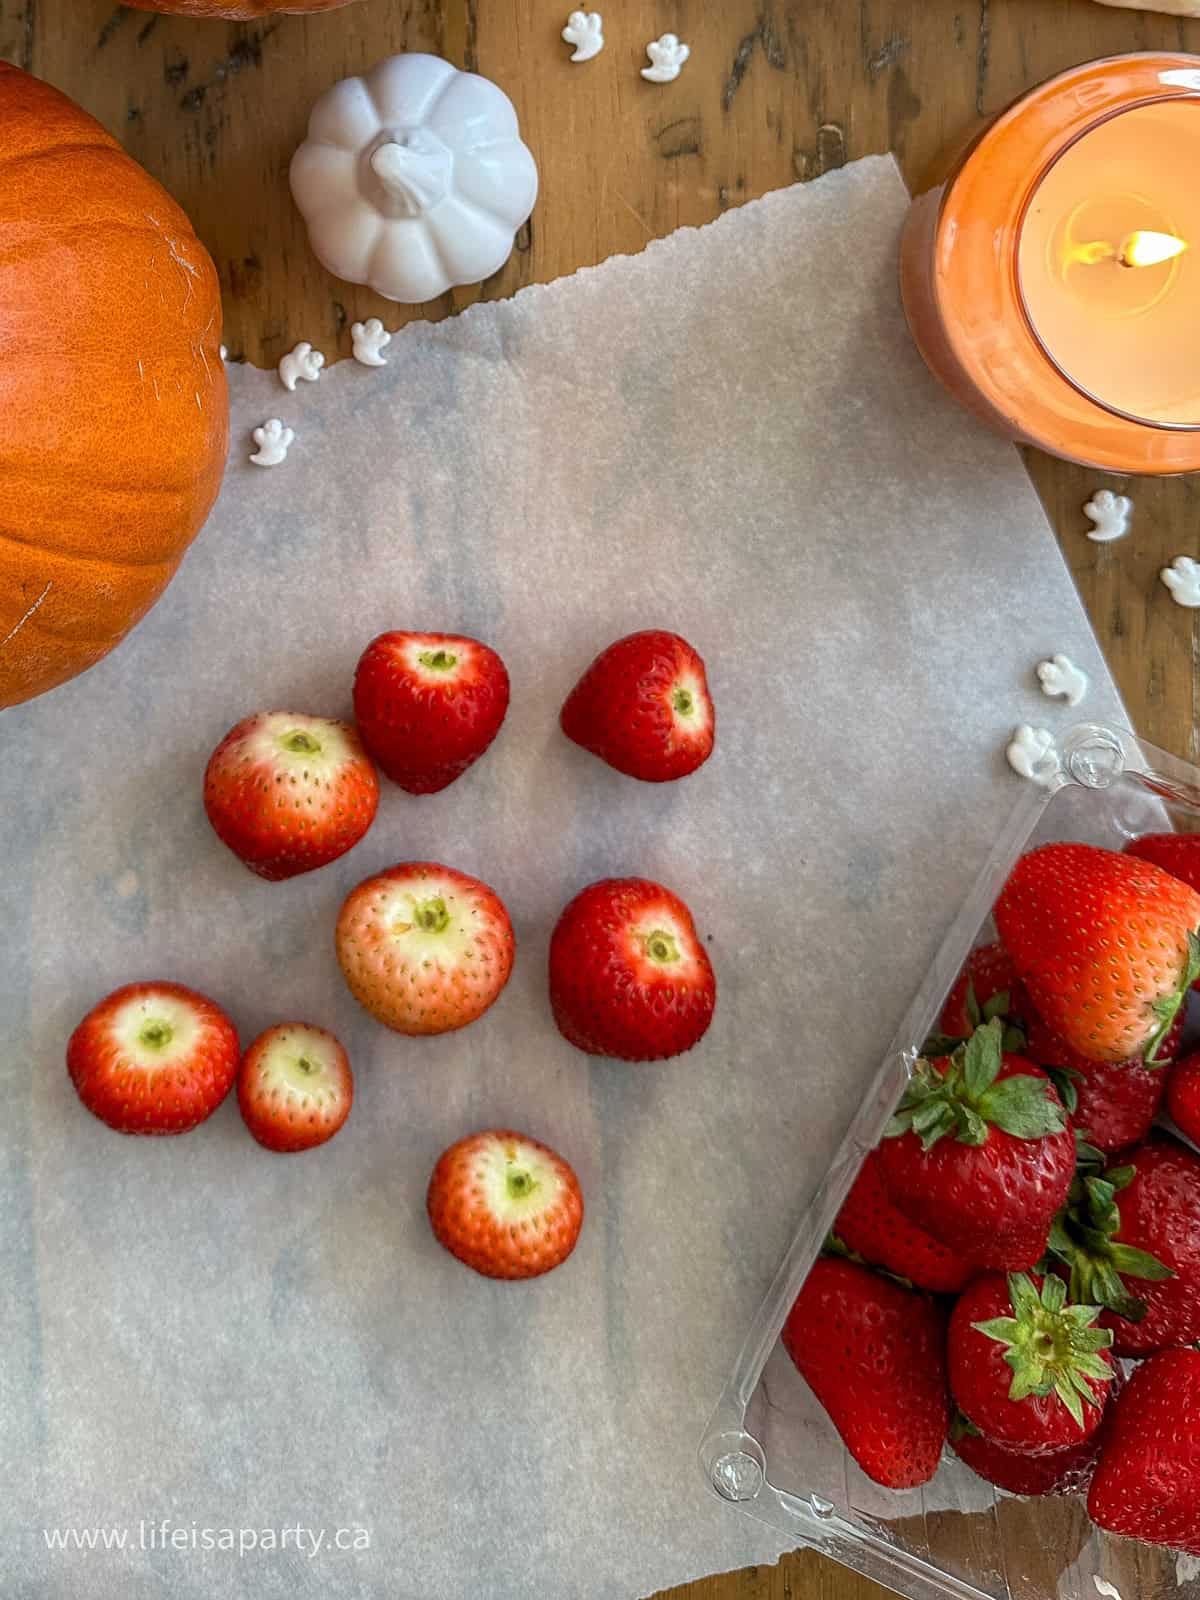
[1045, 1144, 1173, 1323]
[922, 981, 1027, 1060]
[886, 1018, 1067, 1152]
[1145, 929, 1200, 1066]
[970, 1272, 1114, 1430]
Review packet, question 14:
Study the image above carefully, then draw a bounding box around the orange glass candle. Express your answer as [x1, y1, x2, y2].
[900, 55, 1200, 474]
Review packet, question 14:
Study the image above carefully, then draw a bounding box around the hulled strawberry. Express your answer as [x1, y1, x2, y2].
[995, 843, 1200, 1064]
[204, 711, 379, 881]
[427, 1129, 583, 1279]
[1167, 1052, 1200, 1147]
[831, 1148, 974, 1294]
[67, 981, 239, 1135]
[336, 862, 514, 1035]
[548, 877, 715, 1060]
[1088, 1348, 1200, 1555]
[352, 630, 510, 795]
[560, 629, 714, 782]
[948, 1273, 1114, 1456]
[878, 1020, 1073, 1270]
[237, 1022, 353, 1152]
[950, 1413, 1103, 1498]
[1023, 1004, 1180, 1155]
[782, 1256, 949, 1490]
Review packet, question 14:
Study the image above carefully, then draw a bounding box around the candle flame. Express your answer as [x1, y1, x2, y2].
[1120, 230, 1188, 269]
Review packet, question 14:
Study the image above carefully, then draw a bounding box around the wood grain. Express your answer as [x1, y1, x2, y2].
[7, 2, 1200, 1596]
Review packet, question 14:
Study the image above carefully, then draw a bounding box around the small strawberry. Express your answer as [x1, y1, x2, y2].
[67, 981, 239, 1135]
[560, 629, 714, 783]
[237, 1022, 353, 1153]
[781, 1256, 950, 1489]
[1167, 1052, 1200, 1147]
[352, 630, 510, 795]
[1023, 1004, 1181, 1155]
[948, 1273, 1114, 1456]
[950, 1412, 1103, 1498]
[1089, 1134, 1200, 1355]
[995, 843, 1200, 1064]
[336, 862, 514, 1035]
[936, 942, 1022, 1043]
[548, 877, 715, 1060]
[831, 1148, 975, 1294]
[426, 1129, 583, 1279]
[1087, 1348, 1200, 1555]
[204, 711, 379, 881]
[878, 1019, 1074, 1271]
[1125, 830, 1200, 896]
[1045, 1141, 1175, 1330]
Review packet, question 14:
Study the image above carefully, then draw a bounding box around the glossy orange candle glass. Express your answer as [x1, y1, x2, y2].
[901, 54, 1200, 474]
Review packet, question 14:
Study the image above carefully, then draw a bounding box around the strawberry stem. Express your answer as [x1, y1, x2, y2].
[969, 1272, 1113, 1431]
[644, 930, 680, 965]
[419, 649, 457, 673]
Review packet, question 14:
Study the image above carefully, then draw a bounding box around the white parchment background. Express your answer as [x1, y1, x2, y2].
[0, 157, 1123, 1599]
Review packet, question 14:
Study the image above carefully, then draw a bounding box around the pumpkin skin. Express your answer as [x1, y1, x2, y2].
[126, 0, 357, 15]
[0, 66, 228, 709]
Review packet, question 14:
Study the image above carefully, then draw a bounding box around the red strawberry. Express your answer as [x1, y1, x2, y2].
[560, 629, 714, 782]
[1023, 1005, 1180, 1155]
[352, 630, 509, 795]
[1125, 831, 1200, 899]
[995, 843, 1200, 1064]
[336, 862, 514, 1035]
[204, 711, 379, 881]
[878, 1020, 1074, 1271]
[1088, 1348, 1200, 1554]
[237, 1022, 353, 1153]
[948, 1273, 1114, 1456]
[1167, 1052, 1200, 1147]
[1089, 1134, 1200, 1355]
[950, 1412, 1103, 1497]
[832, 1148, 975, 1294]
[426, 1129, 583, 1279]
[67, 981, 239, 1135]
[781, 1256, 949, 1490]
[937, 942, 1022, 1041]
[548, 877, 715, 1060]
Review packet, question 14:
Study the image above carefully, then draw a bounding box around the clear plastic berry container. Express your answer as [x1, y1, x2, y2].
[702, 722, 1200, 1600]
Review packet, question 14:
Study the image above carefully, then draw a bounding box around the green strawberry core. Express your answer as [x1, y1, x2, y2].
[138, 1020, 173, 1050]
[419, 650, 457, 673]
[281, 731, 322, 755]
[970, 1272, 1113, 1430]
[413, 896, 451, 935]
[506, 1167, 536, 1201]
[673, 687, 695, 717]
[644, 930, 680, 965]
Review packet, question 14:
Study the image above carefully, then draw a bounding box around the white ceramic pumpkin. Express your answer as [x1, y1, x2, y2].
[290, 54, 538, 304]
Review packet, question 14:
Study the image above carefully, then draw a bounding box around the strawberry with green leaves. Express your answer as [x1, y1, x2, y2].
[1167, 1052, 1200, 1147]
[1088, 1349, 1200, 1555]
[782, 1256, 950, 1489]
[879, 1019, 1074, 1271]
[935, 942, 1027, 1047]
[948, 1273, 1114, 1456]
[995, 843, 1200, 1064]
[831, 1148, 974, 1295]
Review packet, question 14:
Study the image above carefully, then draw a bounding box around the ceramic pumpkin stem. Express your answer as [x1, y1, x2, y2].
[368, 133, 453, 217]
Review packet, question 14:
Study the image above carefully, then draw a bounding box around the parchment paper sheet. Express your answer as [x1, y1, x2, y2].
[0, 156, 1122, 1599]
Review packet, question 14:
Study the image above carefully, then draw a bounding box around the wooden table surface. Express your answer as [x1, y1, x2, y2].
[6, 0, 1200, 1595]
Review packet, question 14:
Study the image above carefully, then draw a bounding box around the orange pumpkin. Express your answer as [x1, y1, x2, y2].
[127, 0, 357, 14]
[0, 66, 228, 710]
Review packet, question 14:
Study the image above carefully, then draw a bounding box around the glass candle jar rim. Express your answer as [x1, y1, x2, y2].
[929, 52, 1200, 473]
[1014, 95, 1200, 434]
